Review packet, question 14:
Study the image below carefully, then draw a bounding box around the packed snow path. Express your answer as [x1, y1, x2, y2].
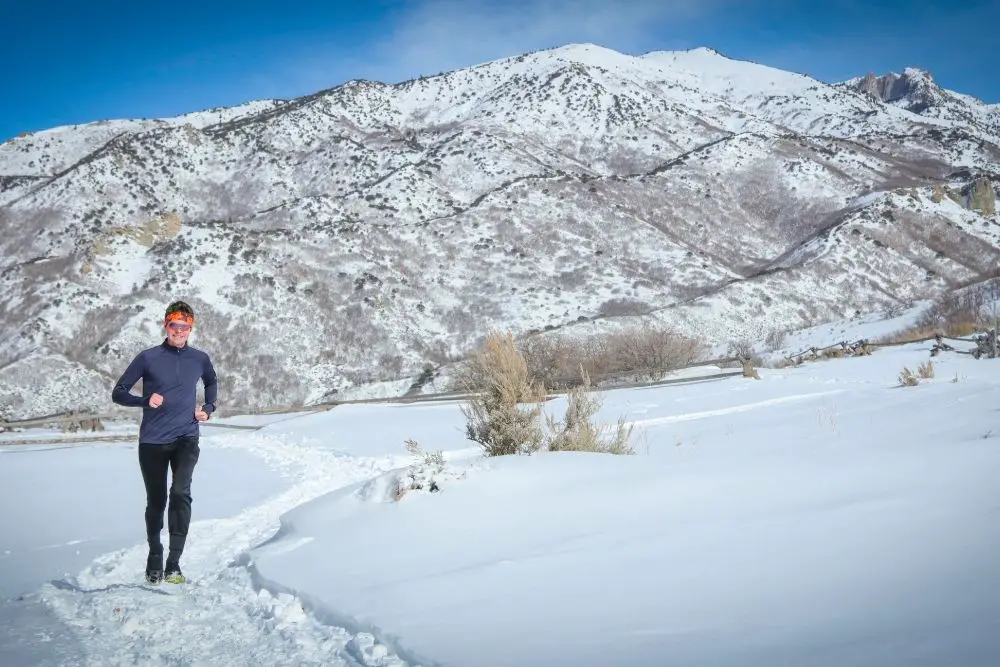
[24, 431, 416, 667]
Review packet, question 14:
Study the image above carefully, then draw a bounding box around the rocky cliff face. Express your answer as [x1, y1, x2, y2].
[852, 68, 939, 113]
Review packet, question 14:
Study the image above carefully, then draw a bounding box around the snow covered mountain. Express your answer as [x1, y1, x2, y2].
[1, 43, 998, 418]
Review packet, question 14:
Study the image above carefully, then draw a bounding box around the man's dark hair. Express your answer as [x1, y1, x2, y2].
[165, 300, 194, 319]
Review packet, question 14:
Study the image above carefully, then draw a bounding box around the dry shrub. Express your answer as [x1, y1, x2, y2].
[598, 297, 650, 317]
[898, 367, 919, 386]
[742, 358, 761, 379]
[943, 321, 985, 337]
[460, 331, 546, 456]
[545, 370, 634, 455]
[727, 339, 755, 359]
[878, 327, 932, 345]
[395, 438, 445, 499]
[404, 437, 445, 467]
[604, 324, 704, 381]
[879, 285, 1000, 345]
[914, 291, 987, 332]
[392, 476, 409, 501]
[519, 324, 704, 389]
[459, 334, 636, 457]
[882, 301, 913, 320]
[404, 438, 421, 456]
[519, 334, 592, 390]
[726, 339, 766, 368]
[917, 360, 935, 379]
[764, 328, 787, 351]
[879, 321, 982, 345]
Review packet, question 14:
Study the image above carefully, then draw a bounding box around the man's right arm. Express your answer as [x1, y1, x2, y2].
[111, 352, 147, 407]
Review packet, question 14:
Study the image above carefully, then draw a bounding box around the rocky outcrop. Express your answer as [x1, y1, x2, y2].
[82, 212, 182, 274]
[932, 184, 966, 205]
[964, 177, 996, 216]
[931, 179, 996, 215]
[852, 68, 938, 113]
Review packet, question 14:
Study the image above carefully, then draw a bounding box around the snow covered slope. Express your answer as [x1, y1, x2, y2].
[1, 43, 998, 417]
[3, 339, 998, 665]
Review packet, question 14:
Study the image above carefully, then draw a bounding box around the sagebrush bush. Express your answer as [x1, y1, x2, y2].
[742, 358, 761, 380]
[898, 367, 919, 386]
[518, 324, 703, 389]
[915, 290, 988, 331]
[606, 324, 704, 381]
[460, 331, 546, 456]
[882, 286, 997, 345]
[545, 371, 634, 455]
[404, 437, 446, 467]
[764, 328, 787, 351]
[459, 335, 636, 457]
[822, 347, 845, 360]
[518, 334, 588, 390]
[598, 297, 651, 317]
[394, 438, 446, 500]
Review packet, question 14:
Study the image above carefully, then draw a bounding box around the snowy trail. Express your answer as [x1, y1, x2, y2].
[11, 389, 847, 665]
[625, 390, 844, 428]
[26, 431, 418, 667]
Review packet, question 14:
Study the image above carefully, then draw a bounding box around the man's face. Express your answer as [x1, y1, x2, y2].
[165, 319, 192, 347]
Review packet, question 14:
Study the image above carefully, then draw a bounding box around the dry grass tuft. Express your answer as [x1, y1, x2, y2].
[898, 367, 920, 387]
[545, 370, 634, 455]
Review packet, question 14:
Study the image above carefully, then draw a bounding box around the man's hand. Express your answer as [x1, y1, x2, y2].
[149, 393, 164, 408]
[195, 407, 209, 422]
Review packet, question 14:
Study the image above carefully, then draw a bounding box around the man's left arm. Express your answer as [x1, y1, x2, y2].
[201, 353, 219, 417]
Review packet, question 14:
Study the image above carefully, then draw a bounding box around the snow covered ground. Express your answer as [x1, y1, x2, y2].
[1, 324, 999, 666]
[0, 438, 288, 601]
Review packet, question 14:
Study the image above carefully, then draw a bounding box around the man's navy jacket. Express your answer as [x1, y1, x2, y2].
[112, 340, 218, 444]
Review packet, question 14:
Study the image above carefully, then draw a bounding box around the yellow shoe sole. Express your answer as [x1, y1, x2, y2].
[164, 573, 186, 584]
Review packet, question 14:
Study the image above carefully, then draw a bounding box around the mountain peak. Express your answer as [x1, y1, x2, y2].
[524, 42, 623, 62]
[685, 46, 724, 56]
[638, 45, 726, 60]
[547, 42, 609, 54]
[902, 66, 933, 81]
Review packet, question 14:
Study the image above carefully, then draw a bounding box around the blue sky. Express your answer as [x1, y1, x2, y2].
[2, 0, 997, 141]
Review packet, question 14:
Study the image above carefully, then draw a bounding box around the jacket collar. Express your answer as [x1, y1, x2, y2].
[161, 339, 188, 352]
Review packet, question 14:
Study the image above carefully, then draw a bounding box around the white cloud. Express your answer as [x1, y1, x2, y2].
[362, 0, 715, 81]
[261, 0, 722, 98]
